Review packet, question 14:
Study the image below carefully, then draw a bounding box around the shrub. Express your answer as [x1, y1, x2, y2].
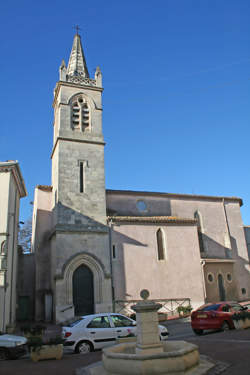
[177, 305, 193, 315]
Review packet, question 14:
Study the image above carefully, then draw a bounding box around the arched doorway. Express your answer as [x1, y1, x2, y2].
[73, 265, 94, 315]
[218, 274, 226, 301]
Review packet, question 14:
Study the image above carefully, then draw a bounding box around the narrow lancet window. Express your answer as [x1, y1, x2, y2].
[79, 160, 87, 193]
[157, 228, 166, 261]
[194, 211, 205, 253]
[79, 162, 84, 193]
[112, 245, 116, 259]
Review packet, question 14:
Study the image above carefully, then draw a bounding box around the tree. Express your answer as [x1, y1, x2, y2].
[18, 217, 32, 253]
[18, 202, 33, 253]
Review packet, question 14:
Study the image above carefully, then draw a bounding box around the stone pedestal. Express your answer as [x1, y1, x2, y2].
[132, 300, 163, 355]
[79, 289, 215, 374]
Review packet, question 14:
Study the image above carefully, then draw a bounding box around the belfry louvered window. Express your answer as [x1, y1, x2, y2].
[72, 96, 90, 131]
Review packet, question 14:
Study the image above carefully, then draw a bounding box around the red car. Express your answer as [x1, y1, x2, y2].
[191, 301, 248, 335]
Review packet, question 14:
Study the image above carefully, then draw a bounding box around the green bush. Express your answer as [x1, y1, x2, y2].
[177, 305, 193, 315]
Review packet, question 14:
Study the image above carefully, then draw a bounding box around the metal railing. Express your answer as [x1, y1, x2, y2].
[114, 298, 191, 317]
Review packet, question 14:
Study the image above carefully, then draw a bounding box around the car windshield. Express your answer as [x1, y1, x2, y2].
[200, 304, 220, 311]
[66, 318, 85, 327]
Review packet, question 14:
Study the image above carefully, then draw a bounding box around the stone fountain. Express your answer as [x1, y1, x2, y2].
[80, 290, 215, 375]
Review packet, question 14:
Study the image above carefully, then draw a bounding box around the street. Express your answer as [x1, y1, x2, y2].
[1, 319, 250, 374]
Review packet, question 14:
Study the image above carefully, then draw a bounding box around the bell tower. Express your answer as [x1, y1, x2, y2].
[52, 33, 105, 225]
[50, 33, 112, 322]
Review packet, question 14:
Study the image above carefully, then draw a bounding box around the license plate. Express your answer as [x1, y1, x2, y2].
[197, 314, 207, 318]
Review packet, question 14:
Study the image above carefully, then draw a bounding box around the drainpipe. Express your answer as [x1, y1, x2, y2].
[200, 260, 207, 303]
[108, 219, 115, 312]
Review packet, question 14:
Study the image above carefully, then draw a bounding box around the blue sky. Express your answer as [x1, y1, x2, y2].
[1, 0, 250, 223]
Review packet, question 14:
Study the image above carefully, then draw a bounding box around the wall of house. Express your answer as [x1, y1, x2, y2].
[204, 261, 238, 302]
[32, 187, 52, 320]
[0, 171, 20, 330]
[17, 252, 35, 321]
[0, 172, 11, 331]
[244, 226, 250, 262]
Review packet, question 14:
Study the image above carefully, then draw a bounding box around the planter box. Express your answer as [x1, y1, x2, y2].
[30, 344, 63, 362]
[245, 318, 250, 329]
[233, 320, 244, 330]
[233, 319, 250, 330]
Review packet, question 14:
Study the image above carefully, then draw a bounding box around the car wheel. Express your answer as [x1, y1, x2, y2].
[75, 341, 92, 354]
[221, 321, 230, 331]
[193, 329, 203, 335]
[0, 348, 9, 361]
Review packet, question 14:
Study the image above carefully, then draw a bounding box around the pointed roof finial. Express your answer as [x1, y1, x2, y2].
[67, 31, 89, 78]
[74, 25, 81, 36]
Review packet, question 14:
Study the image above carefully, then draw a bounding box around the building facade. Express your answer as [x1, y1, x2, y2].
[32, 34, 250, 323]
[0, 161, 27, 331]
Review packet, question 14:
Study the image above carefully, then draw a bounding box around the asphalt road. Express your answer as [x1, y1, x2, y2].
[163, 318, 250, 374]
[162, 317, 195, 340]
[2, 319, 250, 374]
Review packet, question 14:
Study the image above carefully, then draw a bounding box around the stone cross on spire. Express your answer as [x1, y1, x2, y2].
[67, 33, 89, 78]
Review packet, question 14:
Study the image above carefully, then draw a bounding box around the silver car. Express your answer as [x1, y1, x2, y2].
[62, 313, 168, 354]
[0, 334, 27, 360]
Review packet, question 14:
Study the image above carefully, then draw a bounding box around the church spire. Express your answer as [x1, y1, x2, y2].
[67, 33, 89, 78]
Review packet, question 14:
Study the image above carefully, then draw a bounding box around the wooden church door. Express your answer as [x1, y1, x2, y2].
[218, 274, 226, 301]
[73, 265, 94, 315]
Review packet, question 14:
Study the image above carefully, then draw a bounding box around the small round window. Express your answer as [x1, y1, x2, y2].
[136, 200, 147, 212]
[227, 273, 232, 282]
[207, 273, 214, 283]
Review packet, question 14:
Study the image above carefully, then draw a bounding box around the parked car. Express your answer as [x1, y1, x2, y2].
[0, 333, 27, 360]
[62, 313, 169, 354]
[191, 301, 248, 335]
[239, 301, 250, 310]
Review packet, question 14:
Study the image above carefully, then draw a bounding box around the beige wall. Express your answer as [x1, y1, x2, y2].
[111, 222, 205, 310]
[204, 262, 237, 302]
[0, 162, 26, 331]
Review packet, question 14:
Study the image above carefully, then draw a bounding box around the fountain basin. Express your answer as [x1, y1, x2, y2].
[102, 341, 201, 374]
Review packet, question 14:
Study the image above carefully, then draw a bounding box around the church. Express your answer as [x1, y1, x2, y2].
[31, 33, 250, 323]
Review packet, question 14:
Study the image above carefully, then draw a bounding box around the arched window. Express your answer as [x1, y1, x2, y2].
[1, 241, 7, 255]
[194, 211, 204, 253]
[156, 228, 166, 261]
[71, 95, 90, 131]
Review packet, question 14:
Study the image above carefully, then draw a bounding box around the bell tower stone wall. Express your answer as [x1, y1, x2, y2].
[48, 34, 112, 322]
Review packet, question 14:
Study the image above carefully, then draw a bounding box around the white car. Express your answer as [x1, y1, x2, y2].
[0, 334, 27, 360]
[62, 313, 168, 354]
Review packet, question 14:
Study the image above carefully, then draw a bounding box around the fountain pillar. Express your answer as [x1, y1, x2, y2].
[132, 289, 164, 355]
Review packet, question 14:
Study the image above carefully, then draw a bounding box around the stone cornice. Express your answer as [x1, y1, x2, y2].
[0, 161, 27, 198]
[51, 136, 105, 159]
[49, 223, 109, 239]
[106, 189, 243, 206]
[107, 216, 197, 225]
[201, 258, 236, 263]
[53, 81, 103, 108]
